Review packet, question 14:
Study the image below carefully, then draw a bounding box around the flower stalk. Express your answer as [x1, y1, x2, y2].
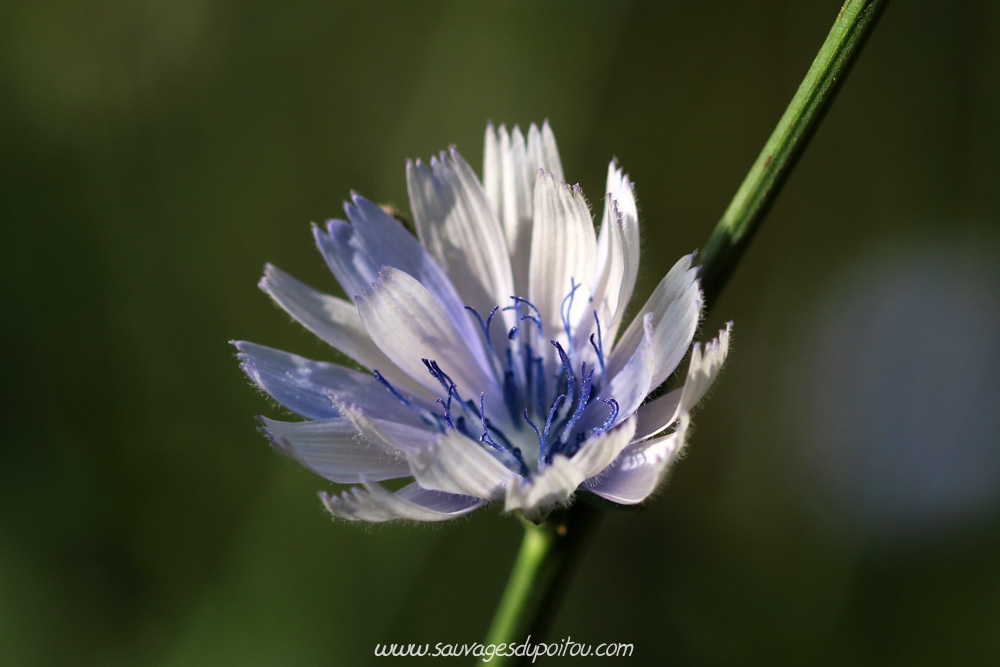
[699, 0, 890, 309]
[484, 506, 601, 651]
[482, 0, 889, 662]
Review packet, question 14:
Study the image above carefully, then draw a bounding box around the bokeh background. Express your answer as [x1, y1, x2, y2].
[3, 1, 1000, 664]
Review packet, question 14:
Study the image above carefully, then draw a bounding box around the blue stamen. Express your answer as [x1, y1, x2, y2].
[422, 358, 452, 396]
[465, 305, 500, 359]
[373, 370, 439, 428]
[436, 396, 455, 429]
[488, 422, 518, 455]
[532, 354, 546, 419]
[589, 310, 606, 379]
[541, 394, 566, 463]
[506, 297, 544, 336]
[520, 313, 542, 330]
[551, 341, 577, 407]
[503, 347, 520, 425]
[477, 394, 530, 476]
[520, 340, 531, 392]
[560, 278, 581, 345]
[422, 359, 479, 422]
[478, 393, 500, 450]
[486, 419, 531, 476]
[462, 396, 480, 420]
[557, 362, 594, 448]
[524, 408, 543, 447]
[401, 291, 624, 477]
[592, 398, 620, 435]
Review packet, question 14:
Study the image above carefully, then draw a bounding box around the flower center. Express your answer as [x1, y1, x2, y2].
[375, 291, 620, 478]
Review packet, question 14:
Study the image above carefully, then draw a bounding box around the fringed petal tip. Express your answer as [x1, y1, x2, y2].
[319, 482, 485, 523]
[678, 322, 732, 415]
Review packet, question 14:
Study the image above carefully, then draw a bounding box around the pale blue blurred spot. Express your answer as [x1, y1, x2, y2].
[792, 238, 1000, 536]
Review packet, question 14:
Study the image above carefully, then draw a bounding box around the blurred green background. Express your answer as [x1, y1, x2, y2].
[3, 1, 1000, 664]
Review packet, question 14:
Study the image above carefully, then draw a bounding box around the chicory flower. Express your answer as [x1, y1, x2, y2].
[235, 122, 730, 522]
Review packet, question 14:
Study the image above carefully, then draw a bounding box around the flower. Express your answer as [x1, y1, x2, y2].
[235, 122, 731, 522]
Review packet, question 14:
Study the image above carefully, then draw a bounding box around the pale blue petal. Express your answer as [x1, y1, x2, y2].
[536, 121, 564, 183]
[528, 173, 598, 377]
[607, 253, 701, 390]
[331, 399, 439, 456]
[606, 313, 655, 420]
[320, 481, 484, 522]
[235, 341, 427, 424]
[260, 417, 411, 484]
[355, 267, 503, 411]
[591, 194, 628, 347]
[343, 194, 474, 329]
[584, 415, 689, 505]
[632, 387, 682, 442]
[594, 163, 641, 342]
[258, 264, 431, 399]
[505, 456, 581, 519]
[406, 148, 516, 327]
[483, 123, 502, 220]
[484, 122, 565, 296]
[313, 219, 373, 300]
[567, 416, 637, 480]
[677, 323, 733, 414]
[406, 429, 517, 499]
[631, 323, 731, 440]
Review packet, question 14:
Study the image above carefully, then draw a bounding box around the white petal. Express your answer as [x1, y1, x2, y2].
[605, 313, 655, 419]
[258, 264, 431, 400]
[483, 123, 502, 220]
[528, 173, 598, 374]
[320, 481, 484, 522]
[607, 253, 702, 390]
[595, 162, 641, 340]
[503, 125, 529, 243]
[630, 323, 732, 440]
[355, 267, 502, 407]
[566, 415, 638, 480]
[504, 456, 580, 519]
[482, 122, 566, 296]
[585, 414, 690, 505]
[260, 417, 410, 484]
[406, 429, 517, 500]
[632, 387, 682, 442]
[331, 399, 438, 457]
[590, 194, 628, 347]
[678, 322, 733, 413]
[406, 148, 516, 324]
[499, 125, 533, 294]
[538, 121, 564, 182]
[505, 417, 637, 517]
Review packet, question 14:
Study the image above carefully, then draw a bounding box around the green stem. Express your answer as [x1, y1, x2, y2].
[483, 505, 600, 666]
[482, 1, 889, 662]
[699, 0, 890, 309]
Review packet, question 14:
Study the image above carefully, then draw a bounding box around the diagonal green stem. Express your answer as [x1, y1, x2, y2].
[699, 0, 890, 310]
[482, 1, 890, 664]
[483, 505, 601, 662]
